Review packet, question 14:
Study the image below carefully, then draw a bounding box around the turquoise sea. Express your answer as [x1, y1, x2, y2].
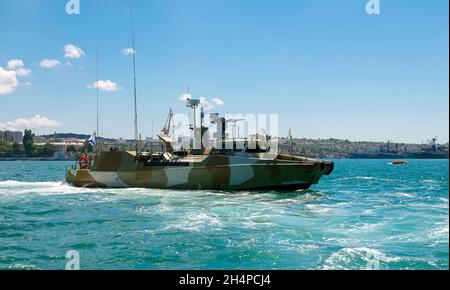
[0, 160, 448, 270]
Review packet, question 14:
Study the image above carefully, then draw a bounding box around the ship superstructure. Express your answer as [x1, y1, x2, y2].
[66, 98, 334, 190]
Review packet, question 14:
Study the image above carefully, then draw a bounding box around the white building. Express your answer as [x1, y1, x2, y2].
[1, 131, 23, 143]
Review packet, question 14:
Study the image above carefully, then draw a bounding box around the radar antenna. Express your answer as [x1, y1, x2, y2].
[129, 4, 139, 146]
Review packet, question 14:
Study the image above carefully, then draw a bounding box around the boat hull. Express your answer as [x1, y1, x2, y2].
[66, 151, 333, 190]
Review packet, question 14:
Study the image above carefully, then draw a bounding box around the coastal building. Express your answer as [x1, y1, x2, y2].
[51, 139, 85, 160]
[33, 136, 47, 144]
[0, 131, 23, 143]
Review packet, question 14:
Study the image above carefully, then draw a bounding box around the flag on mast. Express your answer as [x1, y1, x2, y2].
[88, 132, 97, 147]
[288, 129, 294, 156]
[288, 129, 293, 144]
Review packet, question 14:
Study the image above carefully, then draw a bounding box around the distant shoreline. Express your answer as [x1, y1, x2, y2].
[0, 158, 75, 161]
[0, 157, 447, 162]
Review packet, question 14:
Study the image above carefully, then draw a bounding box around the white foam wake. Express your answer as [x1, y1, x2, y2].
[0, 180, 64, 188]
[0, 180, 189, 197]
[0, 180, 94, 196]
[321, 247, 402, 270]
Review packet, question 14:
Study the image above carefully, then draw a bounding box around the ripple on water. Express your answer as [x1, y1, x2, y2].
[321, 247, 402, 270]
[0, 160, 448, 269]
[0, 263, 40, 270]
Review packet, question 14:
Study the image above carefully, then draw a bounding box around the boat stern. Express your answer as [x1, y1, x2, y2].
[65, 168, 106, 188]
[65, 168, 77, 184]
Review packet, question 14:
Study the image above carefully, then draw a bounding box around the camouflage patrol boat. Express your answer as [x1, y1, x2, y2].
[66, 100, 334, 190]
[66, 20, 333, 190]
[66, 149, 334, 190]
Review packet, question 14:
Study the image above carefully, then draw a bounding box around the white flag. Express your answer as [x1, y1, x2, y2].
[88, 133, 97, 146]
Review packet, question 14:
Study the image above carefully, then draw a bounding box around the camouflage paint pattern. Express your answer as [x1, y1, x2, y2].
[66, 151, 334, 190]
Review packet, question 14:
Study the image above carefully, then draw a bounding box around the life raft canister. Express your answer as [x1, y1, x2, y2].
[79, 155, 90, 169]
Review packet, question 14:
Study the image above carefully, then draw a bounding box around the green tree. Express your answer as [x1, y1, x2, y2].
[67, 145, 77, 153]
[11, 142, 24, 156]
[23, 129, 34, 157]
[0, 140, 12, 157]
[40, 143, 55, 157]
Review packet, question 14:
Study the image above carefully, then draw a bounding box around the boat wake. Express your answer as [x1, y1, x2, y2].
[0, 180, 98, 196]
[320, 247, 402, 270]
[0, 180, 66, 188]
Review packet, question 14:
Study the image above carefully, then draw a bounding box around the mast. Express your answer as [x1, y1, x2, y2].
[96, 47, 99, 152]
[288, 128, 293, 156]
[130, 5, 139, 144]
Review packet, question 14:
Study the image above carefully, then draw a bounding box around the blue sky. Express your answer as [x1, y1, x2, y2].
[0, 0, 448, 143]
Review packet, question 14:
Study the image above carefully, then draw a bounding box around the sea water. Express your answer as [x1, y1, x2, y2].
[0, 160, 448, 270]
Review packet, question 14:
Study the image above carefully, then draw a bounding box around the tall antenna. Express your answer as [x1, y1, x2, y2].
[96, 47, 99, 149]
[186, 85, 192, 128]
[130, 4, 139, 142]
[151, 120, 154, 139]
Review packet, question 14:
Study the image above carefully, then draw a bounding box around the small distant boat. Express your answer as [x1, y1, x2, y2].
[391, 161, 408, 165]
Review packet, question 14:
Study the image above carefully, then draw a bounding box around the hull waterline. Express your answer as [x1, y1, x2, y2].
[66, 151, 334, 191]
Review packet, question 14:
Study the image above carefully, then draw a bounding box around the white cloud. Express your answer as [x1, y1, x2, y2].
[6, 59, 31, 77]
[16, 68, 32, 77]
[64, 44, 85, 59]
[121, 48, 136, 55]
[200, 97, 216, 110]
[212, 98, 224, 106]
[0, 115, 62, 131]
[87, 80, 122, 92]
[179, 93, 192, 102]
[0, 66, 19, 95]
[39, 59, 61, 69]
[199, 97, 208, 105]
[7, 59, 24, 70]
[178, 94, 225, 111]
